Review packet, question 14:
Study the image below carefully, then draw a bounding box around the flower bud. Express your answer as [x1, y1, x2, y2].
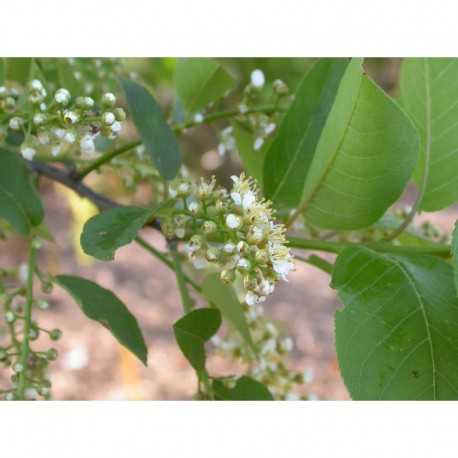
[41, 281, 53, 294]
[80, 134, 95, 154]
[175, 180, 192, 198]
[33, 113, 47, 126]
[188, 201, 202, 217]
[77, 96, 95, 110]
[273, 79, 289, 96]
[188, 234, 204, 252]
[54, 88, 70, 106]
[29, 91, 43, 105]
[12, 362, 24, 373]
[28, 327, 39, 341]
[255, 249, 269, 265]
[101, 111, 116, 126]
[113, 108, 126, 121]
[247, 224, 267, 245]
[0, 349, 8, 361]
[32, 239, 42, 250]
[250, 69, 265, 89]
[64, 110, 80, 125]
[30, 79, 44, 92]
[5, 393, 17, 401]
[0, 86, 8, 98]
[102, 92, 116, 108]
[161, 218, 176, 239]
[46, 348, 58, 361]
[49, 329, 62, 341]
[205, 247, 221, 262]
[237, 258, 251, 273]
[3, 96, 16, 111]
[20, 146, 36, 161]
[220, 269, 236, 284]
[215, 200, 228, 214]
[9, 117, 23, 131]
[173, 214, 189, 228]
[5, 311, 16, 324]
[202, 221, 217, 235]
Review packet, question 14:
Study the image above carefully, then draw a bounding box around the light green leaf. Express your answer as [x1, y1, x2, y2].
[399, 58, 458, 211]
[173, 308, 221, 372]
[0, 150, 44, 236]
[332, 245, 458, 400]
[54, 275, 148, 365]
[81, 205, 156, 261]
[119, 78, 181, 180]
[5, 58, 32, 85]
[202, 273, 256, 352]
[174, 58, 235, 114]
[300, 58, 419, 230]
[212, 376, 273, 400]
[232, 121, 271, 189]
[56, 58, 84, 96]
[263, 58, 349, 208]
[451, 220, 458, 291]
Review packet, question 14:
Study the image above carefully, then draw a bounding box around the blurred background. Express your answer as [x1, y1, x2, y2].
[2, 57, 454, 400]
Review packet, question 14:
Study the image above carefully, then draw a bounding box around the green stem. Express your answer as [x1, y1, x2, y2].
[295, 254, 333, 274]
[135, 236, 201, 292]
[170, 242, 192, 314]
[287, 237, 452, 257]
[76, 140, 142, 179]
[17, 239, 38, 400]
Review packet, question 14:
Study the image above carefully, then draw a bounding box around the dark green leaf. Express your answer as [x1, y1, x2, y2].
[0, 150, 44, 236]
[301, 58, 419, 230]
[56, 58, 84, 96]
[81, 206, 156, 261]
[119, 78, 181, 180]
[173, 308, 221, 371]
[233, 121, 271, 189]
[332, 245, 458, 400]
[54, 275, 148, 365]
[5, 58, 32, 85]
[213, 376, 273, 400]
[399, 58, 458, 211]
[174, 58, 235, 113]
[451, 220, 458, 292]
[202, 273, 255, 352]
[263, 58, 349, 208]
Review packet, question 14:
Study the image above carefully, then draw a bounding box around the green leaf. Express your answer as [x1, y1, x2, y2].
[119, 78, 181, 180]
[233, 121, 271, 189]
[300, 58, 419, 230]
[0, 150, 44, 236]
[212, 376, 273, 400]
[81, 205, 156, 261]
[173, 308, 221, 372]
[56, 58, 84, 96]
[202, 273, 256, 351]
[54, 275, 148, 365]
[451, 220, 458, 291]
[263, 58, 349, 208]
[5, 58, 32, 85]
[0, 58, 5, 84]
[332, 245, 458, 400]
[399, 58, 458, 211]
[174, 58, 235, 114]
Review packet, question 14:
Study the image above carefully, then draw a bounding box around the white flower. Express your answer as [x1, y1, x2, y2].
[193, 255, 208, 269]
[30, 80, 43, 91]
[226, 214, 243, 230]
[54, 128, 65, 139]
[20, 146, 36, 161]
[193, 113, 204, 123]
[279, 337, 294, 353]
[33, 113, 46, 126]
[64, 131, 76, 143]
[224, 243, 236, 253]
[246, 291, 261, 306]
[265, 122, 276, 135]
[110, 121, 122, 134]
[175, 228, 185, 238]
[64, 111, 79, 125]
[54, 88, 70, 105]
[18, 263, 28, 282]
[51, 145, 61, 157]
[250, 69, 265, 88]
[9, 117, 23, 131]
[40, 102, 47, 111]
[102, 112, 115, 126]
[80, 134, 95, 155]
[272, 260, 295, 281]
[253, 137, 264, 151]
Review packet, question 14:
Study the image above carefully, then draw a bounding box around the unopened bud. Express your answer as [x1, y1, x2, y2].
[220, 269, 236, 285]
[202, 221, 217, 235]
[102, 92, 116, 108]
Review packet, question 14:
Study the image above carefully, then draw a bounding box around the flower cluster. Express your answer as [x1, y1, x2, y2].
[162, 173, 295, 305]
[211, 302, 314, 400]
[1, 79, 126, 161]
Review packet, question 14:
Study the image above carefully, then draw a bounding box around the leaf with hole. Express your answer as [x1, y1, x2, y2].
[399, 58, 458, 211]
[81, 205, 158, 261]
[174, 58, 235, 113]
[332, 245, 458, 400]
[0, 150, 44, 236]
[300, 58, 419, 230]
[119, 78, 181, 180]
[54, 275, 148, 365]
[173, 308, 221, 372]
